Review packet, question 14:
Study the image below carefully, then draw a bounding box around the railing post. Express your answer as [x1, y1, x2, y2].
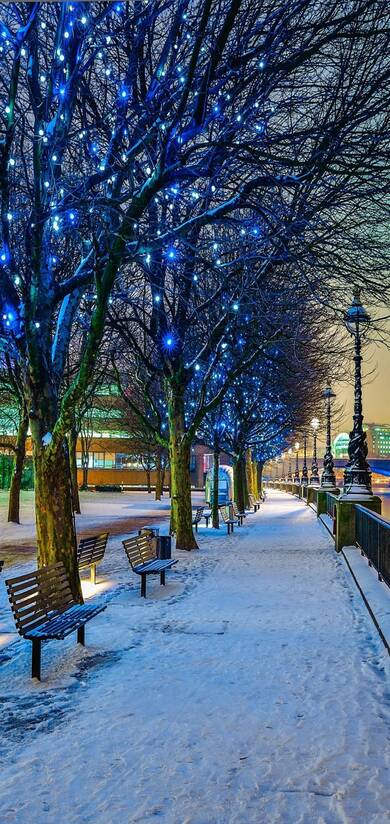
[335, 497, 381, 552]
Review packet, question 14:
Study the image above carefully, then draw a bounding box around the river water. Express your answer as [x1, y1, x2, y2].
[376, 489, 390, 520]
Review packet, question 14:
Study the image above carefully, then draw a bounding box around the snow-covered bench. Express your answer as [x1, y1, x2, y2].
[5, 562, 106, 680]
[248, 494, 261, 512]
[192, 506, 205, 532]
[219, 505, 239, 535]
[77, 532, 109, 584]
[123, 534, 178, 598]
[232, 502, 246, 526]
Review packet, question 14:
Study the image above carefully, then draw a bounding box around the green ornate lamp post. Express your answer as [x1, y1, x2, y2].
[281, 452, 286, 481]
[341, 291, 373, 498]
[301, 432, 309, 486]
[310, 417, 320, 486]
[287, 448, 293, 481]
[321, 386, 337, 489]
[293, 441, 300, 482]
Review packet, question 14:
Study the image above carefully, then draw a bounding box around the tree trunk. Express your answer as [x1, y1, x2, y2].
[167, 382, 197, 550]
[80, 434, 90, 489]
[246, 449, 254, 496]
[68, 425, 81, 514]
[33, 439, 82, 601]
[235, 454, 247, 513]
[212, 445, 220, 528]
[155, 448, 164, 500]
[146, 468, 151, 493]
[7, 411, 28, 524]
[257, 461, 264, 497]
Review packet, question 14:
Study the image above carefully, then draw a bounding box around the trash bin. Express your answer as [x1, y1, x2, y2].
[138, 526, 159, 537]
[157, 535, 172, 559]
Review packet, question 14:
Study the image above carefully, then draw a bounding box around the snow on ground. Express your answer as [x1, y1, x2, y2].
[0, 489, 180, 556]
[0, 490, 389, 824]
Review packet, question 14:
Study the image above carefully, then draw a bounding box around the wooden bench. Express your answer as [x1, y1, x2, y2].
[232, 502, 246, 526]
[192, 506, 205, 533]
[219, 505, 239, 535]
[77, 532, 109, 584]
[5, 563, 106, 680]
[123, 534, 178, 597]
[249, 494, 261, 512]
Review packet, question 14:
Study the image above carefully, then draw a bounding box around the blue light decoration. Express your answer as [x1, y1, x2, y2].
[162, 331, 178, 351]
[165, 246, 177, 261]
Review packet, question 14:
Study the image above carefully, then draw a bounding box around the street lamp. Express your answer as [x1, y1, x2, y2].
[321, 385, 337, 489]
[301, 432, 309, 486]
[287, 448, 293, 481]
[294, 441, 300, 483]
[310, 417, 320, 486]
[281, 453, 286, 481]
[341, 290, 373, 498]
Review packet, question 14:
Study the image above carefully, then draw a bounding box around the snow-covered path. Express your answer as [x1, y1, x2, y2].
[0, 490, 389, 824]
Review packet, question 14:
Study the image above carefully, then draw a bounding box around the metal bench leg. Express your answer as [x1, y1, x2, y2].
[205, 516, 209, 527]
[141, 574, 146, 598]
[160, 570, 166, 586]
[90, 564, 97, 585]
[32, 639, 41, 680]
[195, 522, 198, 533]
[77, 625, 85, 646]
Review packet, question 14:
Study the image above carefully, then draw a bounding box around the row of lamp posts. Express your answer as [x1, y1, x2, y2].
[274, 291, 374, 500]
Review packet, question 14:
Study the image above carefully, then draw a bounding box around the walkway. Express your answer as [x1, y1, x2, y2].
[0, 490, 389, 823]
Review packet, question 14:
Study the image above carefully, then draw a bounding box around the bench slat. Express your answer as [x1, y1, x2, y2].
[6, 563, 77, 637]
[78, 532, 108, 568]
[134, 559, 177, 573]
[26, 604, 105, 639]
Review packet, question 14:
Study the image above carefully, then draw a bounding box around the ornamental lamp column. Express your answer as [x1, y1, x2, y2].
[309, 417, 320, 486]
[294, 441, 300, 483]
[301, 432, 309, 486]
[287, 448, 293, 481]
[321, 385, 337, 490]
[340, 291, 375, 499]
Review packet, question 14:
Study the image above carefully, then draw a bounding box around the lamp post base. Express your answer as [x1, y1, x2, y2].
[321, 484, 339, 493]
[335, 496, 382, 551]
[339, 487, 376, 502]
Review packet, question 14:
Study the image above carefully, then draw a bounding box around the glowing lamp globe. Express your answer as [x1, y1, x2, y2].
[344, 290, 370, 337]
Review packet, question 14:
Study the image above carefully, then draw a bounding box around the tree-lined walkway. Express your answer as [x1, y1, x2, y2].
[0, 490, 389, 823]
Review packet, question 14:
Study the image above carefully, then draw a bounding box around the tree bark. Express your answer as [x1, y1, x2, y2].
[167, 381, 197, 550]
[246, 449, 254, 496]
[212, 444, 220, 528]
[234, 453, 247, 513]
[257, 461, 264, 497]
[7, 411, 28, 524]
[146, 467, 151, 493]
[80, 434, 90, 489]
[155, 448, 164, 500]
[68, 425, 81, 514]
[33, 439, 82, 601]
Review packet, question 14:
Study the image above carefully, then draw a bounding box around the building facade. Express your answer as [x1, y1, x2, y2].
[333, 423, 390, 460]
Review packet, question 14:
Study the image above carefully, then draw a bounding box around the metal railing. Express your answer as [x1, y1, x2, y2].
[323, 491, 339, 534]
[355, 505, 390, 588]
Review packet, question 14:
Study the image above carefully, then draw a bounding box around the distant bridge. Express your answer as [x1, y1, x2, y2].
[333, 458, 390, 478]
